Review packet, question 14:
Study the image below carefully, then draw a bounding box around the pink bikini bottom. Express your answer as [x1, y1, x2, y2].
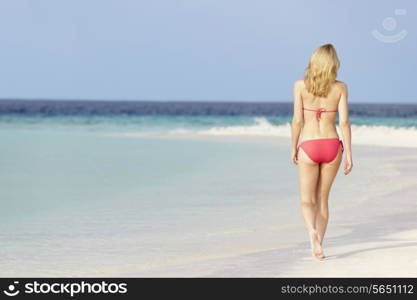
[297, 138, 344, 163]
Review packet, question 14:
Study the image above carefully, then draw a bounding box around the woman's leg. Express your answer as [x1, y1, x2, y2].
[297, 147, 322, 257]
[315, 144, 343, 245]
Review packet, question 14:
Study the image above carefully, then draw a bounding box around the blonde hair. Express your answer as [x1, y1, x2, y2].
[304, 43, 340, 97]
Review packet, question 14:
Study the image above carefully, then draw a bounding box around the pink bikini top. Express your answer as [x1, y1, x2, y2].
[303, 107, 337, 121]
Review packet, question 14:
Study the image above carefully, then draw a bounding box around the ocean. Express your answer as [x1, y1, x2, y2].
[1, 99, 416, 276]
[1, 100, 417, 142]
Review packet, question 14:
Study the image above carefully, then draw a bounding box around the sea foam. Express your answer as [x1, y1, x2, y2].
[115, 117, 417, 148]
[195, 117, 417, 148]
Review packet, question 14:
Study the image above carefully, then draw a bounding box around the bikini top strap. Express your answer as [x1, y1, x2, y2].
[303, 107, 338, 121]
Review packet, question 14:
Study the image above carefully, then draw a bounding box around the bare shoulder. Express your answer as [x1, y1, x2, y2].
[293, 79, 305, 90]
[334, 80, 348, 92]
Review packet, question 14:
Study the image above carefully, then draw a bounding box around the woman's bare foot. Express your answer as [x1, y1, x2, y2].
[309, 230, 325, 260]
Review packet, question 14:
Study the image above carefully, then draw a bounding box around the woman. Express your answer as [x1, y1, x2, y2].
[290, 44, 353, 260]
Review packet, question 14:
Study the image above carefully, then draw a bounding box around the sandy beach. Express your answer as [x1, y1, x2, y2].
[1, 128, 416, 277]
[123, 135, 417, 277]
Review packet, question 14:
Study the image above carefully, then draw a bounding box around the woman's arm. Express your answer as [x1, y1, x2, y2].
[338, 82, 353, 175]
[290, 80, 304, 165]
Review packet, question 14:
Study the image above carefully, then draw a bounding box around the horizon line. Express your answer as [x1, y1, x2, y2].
[0, 98, 415, 105]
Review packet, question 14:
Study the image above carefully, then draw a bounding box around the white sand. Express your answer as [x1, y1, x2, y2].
[124, 136, 417, 277]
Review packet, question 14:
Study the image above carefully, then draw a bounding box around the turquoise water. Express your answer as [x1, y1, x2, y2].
[0, 122, 303, 276]
[0, 113, 415, 276]
[1, 114, 416, 133]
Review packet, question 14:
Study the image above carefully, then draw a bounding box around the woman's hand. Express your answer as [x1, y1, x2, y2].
[291, 148, 299, 165]
[344, 155, 353, 175]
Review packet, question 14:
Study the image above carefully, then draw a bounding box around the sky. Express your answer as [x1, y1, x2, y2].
[0, 0, 415, 103]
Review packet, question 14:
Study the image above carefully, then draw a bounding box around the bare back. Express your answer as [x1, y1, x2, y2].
[298, 80, 344, 140]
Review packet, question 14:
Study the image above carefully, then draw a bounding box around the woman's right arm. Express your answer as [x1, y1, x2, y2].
[338, 82, 353, 175]
[290, 80, 304, 165]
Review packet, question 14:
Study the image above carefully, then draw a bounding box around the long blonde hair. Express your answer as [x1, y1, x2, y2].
[304, 44, 340, 97]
